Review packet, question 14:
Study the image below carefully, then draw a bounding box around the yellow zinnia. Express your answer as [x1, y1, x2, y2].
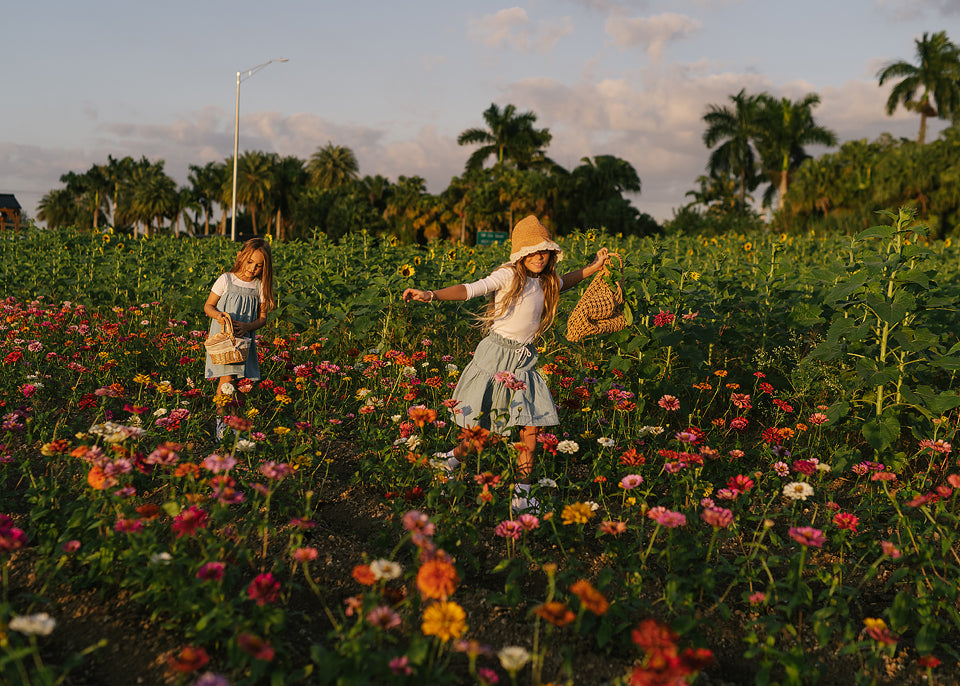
[561, 502, 595, 525]
[421, 601, 467, 642]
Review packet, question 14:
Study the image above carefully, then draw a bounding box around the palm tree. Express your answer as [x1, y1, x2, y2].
[105, 155, 137, 228]
[235, 151, 274, 235]
[129, 160, 177, 237]
[269, 155, 307, 240]
[307, 143, 359, 189]
[457, 103, 553, 174]
[877, 31, 960, 145]
[188, 161, 224, 235]
[37, 188, 77, 229]
[702, 89, 765, 208]
[755, 93, 837, 208]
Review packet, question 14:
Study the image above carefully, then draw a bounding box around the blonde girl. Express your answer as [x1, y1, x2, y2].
[402, 215, 612, 510]
[204, 237, 276, 438]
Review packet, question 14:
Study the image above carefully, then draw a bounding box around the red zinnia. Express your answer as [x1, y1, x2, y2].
[247, 572, 281, 606]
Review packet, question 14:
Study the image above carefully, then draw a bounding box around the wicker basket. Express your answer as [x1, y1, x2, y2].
[565, 254, 628, 342]
[204, 313, 250, 365]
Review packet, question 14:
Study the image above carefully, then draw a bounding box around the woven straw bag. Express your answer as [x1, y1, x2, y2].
[565, 254, 628, 342]
[204, 313, 250, 365]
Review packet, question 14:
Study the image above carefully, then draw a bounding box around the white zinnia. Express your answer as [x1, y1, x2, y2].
[498, 646, 531, 672]
[597, 437, 616, 448]
[9, 613, 56, 636]
[370, 559, 403, 581]
[783, 482, 814, 501]
[557, 440, 580, 454]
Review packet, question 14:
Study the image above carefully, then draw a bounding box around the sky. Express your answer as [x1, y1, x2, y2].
[4, 0, 960, 227]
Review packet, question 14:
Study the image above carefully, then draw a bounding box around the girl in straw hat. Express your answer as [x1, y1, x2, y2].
[402, 215, 612, 511]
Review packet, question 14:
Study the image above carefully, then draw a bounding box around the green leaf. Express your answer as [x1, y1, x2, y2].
[862, 413, 900, 451]
[915, 623, 938, 654]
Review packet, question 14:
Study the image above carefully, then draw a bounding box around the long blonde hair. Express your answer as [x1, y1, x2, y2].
[481, 252, 561, 340]
[230, 237, 276, 313]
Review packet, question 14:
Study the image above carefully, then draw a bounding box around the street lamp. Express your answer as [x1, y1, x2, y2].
[231, 58, 289, 242]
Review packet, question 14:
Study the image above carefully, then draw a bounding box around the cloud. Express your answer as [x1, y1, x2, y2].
[604, 12, 701, 61]
[468, 7, 573, 52]
[874, 0, 960, 19]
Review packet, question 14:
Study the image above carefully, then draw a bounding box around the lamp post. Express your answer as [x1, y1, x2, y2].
[231, 58, 289, 242]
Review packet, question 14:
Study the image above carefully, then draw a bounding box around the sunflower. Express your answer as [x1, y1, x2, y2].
[399, 264, 416, 278]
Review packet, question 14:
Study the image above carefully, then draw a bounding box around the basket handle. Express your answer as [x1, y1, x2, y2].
[219, 312, 236, 339]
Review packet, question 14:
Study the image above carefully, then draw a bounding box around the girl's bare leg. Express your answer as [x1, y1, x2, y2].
[517, 425, 538, 482]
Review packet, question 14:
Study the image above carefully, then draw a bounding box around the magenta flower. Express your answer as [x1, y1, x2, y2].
[237, 633, 275, 661]
[196, 561, 226, 581]
[832, 512, 859, 534]
[247, 572, 281, 606]
[389, 655, 413, 676]
[62, 540, 81, 553]
[114, 518, 143, 534]
[172, 506, 209, 538]
[402, 510, 435, 537]
[653, 310, 674, 327]
[788, 526, 825, 548]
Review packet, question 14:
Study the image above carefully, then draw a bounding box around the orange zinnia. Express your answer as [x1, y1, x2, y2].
[352, 564, 377, 586]
[416, 559, 459, 600]
[570, 579, 610, 615]
[87, 465, 116, 490]
[534, 601, 575, 627]
[407, 405, 437, 428]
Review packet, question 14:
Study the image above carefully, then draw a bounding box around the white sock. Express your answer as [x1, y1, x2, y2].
[514, 483, 531, 494]
[445, 456, 461, 470]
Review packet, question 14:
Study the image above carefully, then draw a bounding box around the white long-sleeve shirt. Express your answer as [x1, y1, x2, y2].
[463, 267, 560, 345]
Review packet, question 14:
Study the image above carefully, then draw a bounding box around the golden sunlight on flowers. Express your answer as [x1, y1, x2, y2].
[416, 559, 459, 600]
[561, 502, 596, 525]
[421, 601, 466, 642]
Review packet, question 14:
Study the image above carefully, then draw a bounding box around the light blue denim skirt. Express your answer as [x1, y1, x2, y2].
[452, 332, 559, 433]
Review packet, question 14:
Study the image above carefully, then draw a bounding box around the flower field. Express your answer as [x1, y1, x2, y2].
[1, 212, 960, 685]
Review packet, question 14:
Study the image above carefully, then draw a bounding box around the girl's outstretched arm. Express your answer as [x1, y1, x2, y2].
[402, 285, 468, 303]
[560, 247, 614, 292]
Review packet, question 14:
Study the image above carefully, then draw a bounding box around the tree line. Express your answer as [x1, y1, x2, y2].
[38, 30, 960, 240]
[37, 103, 653, 243]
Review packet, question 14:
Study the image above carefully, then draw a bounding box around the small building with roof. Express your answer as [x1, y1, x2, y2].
[0, 195, 21, 232]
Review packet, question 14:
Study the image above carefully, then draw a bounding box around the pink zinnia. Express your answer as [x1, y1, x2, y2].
[247, 572, 281, 606]
[808, 412, 829, 425]
[259, 461, 293, 480]
[366, 605, 402, 630]
[293, 547, 319, 563]
[729, 417, 749, 430]
[730, 393, 752, 410]
[701, 506, 734, 529]
[619, 474, 644, 490]
[880, 541, 901, 559]
[518, 514, 540, 531]
[172, 506, 209, 538]
[647, 507, 687, 528]
[201, 452, 237, 474]
[494, 520, 523, 540]
[657, 395, 680, 411]
[788, 526, 825, 548]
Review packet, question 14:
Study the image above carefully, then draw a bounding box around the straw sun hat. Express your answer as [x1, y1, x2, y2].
[508, 215, 564, 264]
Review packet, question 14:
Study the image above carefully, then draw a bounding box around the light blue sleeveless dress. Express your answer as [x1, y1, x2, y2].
[204, 274, 261, 381]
